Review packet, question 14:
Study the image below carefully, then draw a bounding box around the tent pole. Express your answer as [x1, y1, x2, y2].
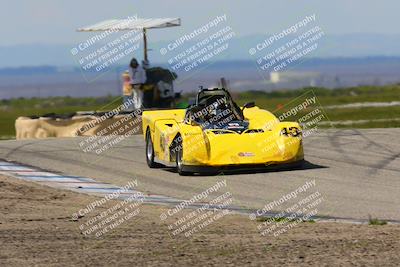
[143, 28, 148, 62]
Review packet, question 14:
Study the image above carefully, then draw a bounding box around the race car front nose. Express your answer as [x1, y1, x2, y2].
[202, 131, 303, 165]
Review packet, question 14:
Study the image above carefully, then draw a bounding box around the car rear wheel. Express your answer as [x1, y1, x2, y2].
[146, 130, 157, 168]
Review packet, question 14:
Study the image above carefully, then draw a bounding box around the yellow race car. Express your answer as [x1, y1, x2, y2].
[142, 88, 304, 175]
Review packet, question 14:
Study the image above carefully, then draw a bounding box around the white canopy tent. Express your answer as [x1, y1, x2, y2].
[77, 17, 181, 61]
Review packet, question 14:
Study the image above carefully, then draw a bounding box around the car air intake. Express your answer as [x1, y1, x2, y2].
[211, 130, 235, 134]
[244, 129, 264, 133]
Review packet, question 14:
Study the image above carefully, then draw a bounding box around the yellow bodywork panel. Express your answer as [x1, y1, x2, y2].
[243, 106, 280, 130]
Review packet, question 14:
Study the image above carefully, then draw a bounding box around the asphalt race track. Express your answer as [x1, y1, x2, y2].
[0, 128, 399, 222]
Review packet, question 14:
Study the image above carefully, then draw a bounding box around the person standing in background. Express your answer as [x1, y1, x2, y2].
[121, 71, 134, 110]
[129, 58, 147, 109]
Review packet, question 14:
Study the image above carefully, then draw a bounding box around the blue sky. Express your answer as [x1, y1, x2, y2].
[1, 0, 399, 45]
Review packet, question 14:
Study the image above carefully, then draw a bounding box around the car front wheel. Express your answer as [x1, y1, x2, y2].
[175, 140, 191, 176]
[146, 130, 157, 168]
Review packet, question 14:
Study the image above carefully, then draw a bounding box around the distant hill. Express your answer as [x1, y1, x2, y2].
[0, 66, 59, 75]
[1, 57, 399, 76]
[1, 33, 400, 68]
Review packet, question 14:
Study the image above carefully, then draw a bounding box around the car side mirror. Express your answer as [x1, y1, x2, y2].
[242, 101, 256, 111]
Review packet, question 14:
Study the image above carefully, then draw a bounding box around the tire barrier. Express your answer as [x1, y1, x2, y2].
[15, 111, 143, 140]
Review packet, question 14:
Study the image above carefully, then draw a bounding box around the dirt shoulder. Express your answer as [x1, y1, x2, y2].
[0, 174, 399, 267]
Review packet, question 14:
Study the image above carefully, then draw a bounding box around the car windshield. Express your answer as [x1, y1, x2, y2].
[185, 89, 244, 126]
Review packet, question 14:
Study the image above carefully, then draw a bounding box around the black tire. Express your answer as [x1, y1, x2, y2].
[145, 130, 157, 168]
[175, 139, 191, 176]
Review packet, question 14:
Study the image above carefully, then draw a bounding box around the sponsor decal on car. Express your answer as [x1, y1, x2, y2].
[238, 152, 255, 157]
